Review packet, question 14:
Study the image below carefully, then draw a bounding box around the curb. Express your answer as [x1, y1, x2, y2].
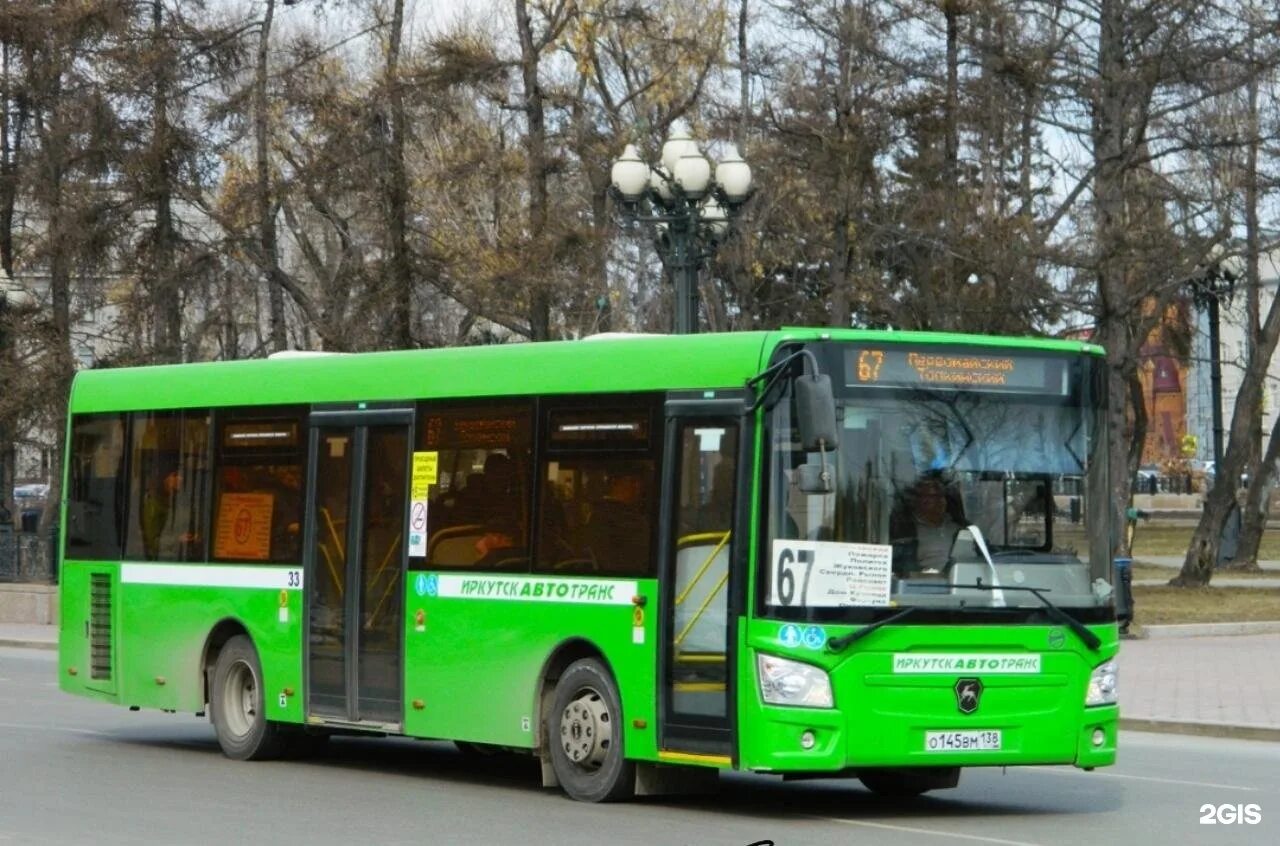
[1132, 579, 1280, 588]
[1138, 620, 1280, 638]
[0, 638, 56, 651]
[1120, 717, 1280, 743]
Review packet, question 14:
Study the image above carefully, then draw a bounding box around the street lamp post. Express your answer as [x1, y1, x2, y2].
[1192, 257, 1241, 566]
[610, 129, 753, 334]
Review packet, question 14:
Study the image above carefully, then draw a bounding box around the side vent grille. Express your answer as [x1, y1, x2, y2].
[89, 574, 112, 680]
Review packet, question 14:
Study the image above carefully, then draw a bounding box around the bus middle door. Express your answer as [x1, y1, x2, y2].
[304, 406, 413, 729]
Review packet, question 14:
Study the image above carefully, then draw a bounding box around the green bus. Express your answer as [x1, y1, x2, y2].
[58, 328, 1118, 802]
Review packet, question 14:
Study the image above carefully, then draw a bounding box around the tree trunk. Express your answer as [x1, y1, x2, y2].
[826, 0, 855, 329]
[1235, 409, 1280, 571]
[255, 0, 286, 352]
[1235, 68, 1266, 568]
[385, 0, 413, 348]
[737, 0, 749, 152]
[1176, 275, 1280, 584]
[1091, 0, 1135, 563]
[151, 0, 181, 363]
[516, 0, 551, 341]
[0, 39, 19, 526]
[44, 96, 74, 532]
[941, 0, 960, 296]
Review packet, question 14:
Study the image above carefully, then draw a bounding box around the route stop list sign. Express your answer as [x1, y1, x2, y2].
[213, 492, 275, 560]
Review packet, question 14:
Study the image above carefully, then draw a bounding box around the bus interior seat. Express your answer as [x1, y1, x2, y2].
[426, 524, 485, 566]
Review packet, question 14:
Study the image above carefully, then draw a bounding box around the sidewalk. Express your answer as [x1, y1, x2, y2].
[1120, 633, 1280, 741]
[0, 623, 57, 650]
[5, 623, 1279, 742]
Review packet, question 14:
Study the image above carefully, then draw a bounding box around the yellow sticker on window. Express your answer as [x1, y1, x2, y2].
[411, 451, 438, 498]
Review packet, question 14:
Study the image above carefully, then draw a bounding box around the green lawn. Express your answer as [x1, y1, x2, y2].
[1130, 563, 1280, 581]
[1131, 586, 1280, 625]
[1130, 524, 1280, 560]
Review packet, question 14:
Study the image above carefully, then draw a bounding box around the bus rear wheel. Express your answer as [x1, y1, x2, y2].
[210, 635, 287, 761]
[547, 659, 634, 802]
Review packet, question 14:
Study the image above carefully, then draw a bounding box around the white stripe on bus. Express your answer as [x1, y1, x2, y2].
[120, 563, 303, 590]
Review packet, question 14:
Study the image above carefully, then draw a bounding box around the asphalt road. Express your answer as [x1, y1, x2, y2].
[2, 646, 1278, 846]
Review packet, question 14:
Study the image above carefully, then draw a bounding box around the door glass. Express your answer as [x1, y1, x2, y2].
[668, 422, 737, 720]
[309, 427, 353, 716]
[357, 426, 408, 722]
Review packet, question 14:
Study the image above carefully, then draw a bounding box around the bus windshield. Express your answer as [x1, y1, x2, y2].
[763, 345, 1112, 621]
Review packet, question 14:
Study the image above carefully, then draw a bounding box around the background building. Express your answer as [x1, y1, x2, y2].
[1186, 253, 1280, 470]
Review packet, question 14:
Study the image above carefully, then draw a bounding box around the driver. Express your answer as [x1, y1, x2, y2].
[890, 475, 964, 574]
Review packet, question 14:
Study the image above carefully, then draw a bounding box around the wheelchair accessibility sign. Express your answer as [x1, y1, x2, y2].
[778, 623, 826, 650]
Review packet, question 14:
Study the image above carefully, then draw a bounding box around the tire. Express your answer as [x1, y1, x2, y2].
[210, 635, 287, 761]
[857, 767, 960, 797]
[546, 659, 634, 802]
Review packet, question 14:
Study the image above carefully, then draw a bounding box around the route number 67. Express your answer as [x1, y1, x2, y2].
[774, 546, 814, 606]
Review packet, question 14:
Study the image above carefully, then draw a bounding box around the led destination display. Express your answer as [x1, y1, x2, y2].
[846, 347, 1069, 395]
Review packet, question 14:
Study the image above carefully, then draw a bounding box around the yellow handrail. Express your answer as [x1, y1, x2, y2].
[673, 531, 730, 607]
[365, 534, 403, 627]
[318, 543, 344, 599]
[369, 532, 402, 586]
[674, 571, 728, 647]
[322, 507, 345, 558]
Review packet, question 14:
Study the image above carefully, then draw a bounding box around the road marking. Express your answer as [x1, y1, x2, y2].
[1028, 765, 1259, 792]
[0, 720, 112, 738]
[812, 816, 1043, 845]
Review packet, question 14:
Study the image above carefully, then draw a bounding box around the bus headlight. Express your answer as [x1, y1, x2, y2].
[757, 653, 833, 708]
[1085, 659, 1118, 706]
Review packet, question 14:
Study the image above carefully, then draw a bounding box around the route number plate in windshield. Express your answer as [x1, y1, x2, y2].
[924, 730, 1002, 752]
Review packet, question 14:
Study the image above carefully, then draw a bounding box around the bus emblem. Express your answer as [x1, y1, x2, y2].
[955, 678, 982, 714]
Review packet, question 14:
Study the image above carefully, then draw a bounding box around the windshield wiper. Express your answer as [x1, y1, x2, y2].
[959, 581, 1101, 651]
[826, 606, 920, 654]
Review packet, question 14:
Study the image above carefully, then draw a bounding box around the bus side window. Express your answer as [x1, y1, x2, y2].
[418, 403, 533, 571]
[66, 414, 128, 561]
[209, 410, 306, 564]
[123, 410, 211, 562]
[534, 399, 660, 577]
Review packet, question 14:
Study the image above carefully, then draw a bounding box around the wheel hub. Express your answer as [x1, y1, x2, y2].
[560, 689, 612, 770]
[222, 661, 256, 739]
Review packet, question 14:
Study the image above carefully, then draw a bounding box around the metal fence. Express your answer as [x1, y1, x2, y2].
[0, 526, 59, 584]
[1135, 474, 1198, 495]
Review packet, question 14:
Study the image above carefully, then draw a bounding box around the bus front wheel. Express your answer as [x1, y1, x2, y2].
[210, 635, 287, 761]
[547, 659, 635, 802]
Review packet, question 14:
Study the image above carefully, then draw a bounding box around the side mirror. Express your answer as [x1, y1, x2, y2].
[795, 374, 838, 452]
[796, 461, 834, 495]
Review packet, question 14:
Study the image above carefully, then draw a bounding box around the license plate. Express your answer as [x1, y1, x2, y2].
[924, 730, 1002, 752]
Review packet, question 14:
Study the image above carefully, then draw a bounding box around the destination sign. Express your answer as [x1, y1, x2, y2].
[845, 348, 1069, 395]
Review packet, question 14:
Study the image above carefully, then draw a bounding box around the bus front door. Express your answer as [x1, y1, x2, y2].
[658, 399, 743, 761]
[305, 408, 413, 728]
